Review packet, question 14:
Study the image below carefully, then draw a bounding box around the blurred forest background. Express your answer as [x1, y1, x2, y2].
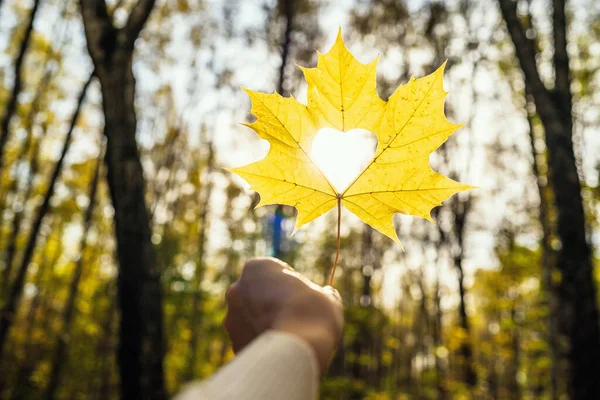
[0, 0, 599, 399]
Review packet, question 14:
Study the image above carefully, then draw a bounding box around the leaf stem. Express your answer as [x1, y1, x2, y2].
[329, 196, 342, 286]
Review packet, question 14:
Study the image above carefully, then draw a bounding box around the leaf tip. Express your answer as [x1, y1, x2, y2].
[425, 213, 436, 224]
[290, 226, 299, 236]
[395, 236, 405, 251]
[331, 26, 349, 54]
[438, 60, 448, 72]
[241, 87, 260, 101]
[254, 197, 267, 210]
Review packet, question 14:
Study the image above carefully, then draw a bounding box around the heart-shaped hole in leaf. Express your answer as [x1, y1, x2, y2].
[310, 128, 377, 193]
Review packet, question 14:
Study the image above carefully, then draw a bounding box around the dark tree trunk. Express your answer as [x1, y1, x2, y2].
[498, 1, 600, 398]
[78, 2, 165, 398]
[2, 246, 45, 399]
[93, 283, 118, 400]
[525, 96, 560, 400]
[44, 155, 101, 400]
[272, 0, 295, 259]
[455, 264, 476, 385]
[508, 305, 521, 400]
[0, 74, 92, 360]
[277, 0, 294, 95]
[452, 198, 477, 387]
[3, 222, 61, 399]
[432, 277, 447, 400]
[350, 225, 378, 395]
[430, 210, 448, 400]
[0, 0, 42, 173]
[487, 340, 499, 400]
[9, 235, 60, 400]
[9, 292, 43, 399]
[102, 59, 166, 400]
[415, 275, 430, 398]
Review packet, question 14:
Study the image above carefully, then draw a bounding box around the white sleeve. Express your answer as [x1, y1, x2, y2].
[175, 331, 320, 400]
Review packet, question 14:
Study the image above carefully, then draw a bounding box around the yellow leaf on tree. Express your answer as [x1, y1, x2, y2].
[228, 29, 473, 246]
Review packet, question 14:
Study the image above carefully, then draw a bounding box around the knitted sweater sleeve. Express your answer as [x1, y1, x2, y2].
[175, 331, 319, 400]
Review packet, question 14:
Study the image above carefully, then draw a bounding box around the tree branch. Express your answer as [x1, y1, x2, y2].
[497, 1, 548, 98]
[277, 0, 294, 94]
[79, 0, 116, 70]
[552, 0, 572, 120]
[0, 0, 42, 173]
[0, 72, 94, 360]
[498, 0, 561, 128]
[121, 0, 157, 50]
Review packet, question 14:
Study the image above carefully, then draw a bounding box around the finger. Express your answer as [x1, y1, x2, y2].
[266, 257, 294, 271]
[322, 285, 342, 304]
[223, 303, 256, 354]
[243, 257, 293, 275]
[225, 282, 239, 304]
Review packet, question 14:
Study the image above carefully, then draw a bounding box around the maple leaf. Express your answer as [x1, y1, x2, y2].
[228, 29, 473, 249]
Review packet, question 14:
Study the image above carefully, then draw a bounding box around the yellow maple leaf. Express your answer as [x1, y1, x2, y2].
[228, 29, 473, 248]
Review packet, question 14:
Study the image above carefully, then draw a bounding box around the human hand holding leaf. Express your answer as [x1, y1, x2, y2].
[228, 29, 474, 284]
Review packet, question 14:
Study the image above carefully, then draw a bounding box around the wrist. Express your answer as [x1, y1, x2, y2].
[273, 319, 338, 374]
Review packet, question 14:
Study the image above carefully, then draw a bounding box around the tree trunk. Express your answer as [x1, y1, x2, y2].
[2, 248, 45, 399]
[6, 225, 63, 400]
[452, 198, 477, 387]
[508, 305, 521, 400]
[78, 1, 166, 397]
[349, 225, 377, 395]
[0, 74, 92, 360]
[277, 0, 294, 96]
[272, 0, 295, 259]
[0, 0, 42, 173]
[44, 155, 101, 400]
[432, 276, 447, 400]
[525, 98, 560, 400]
[498, 1, 600, 398]
[9, 233, 59, 400]
[9, 286, 43, 399]
[93, 283, 117, 400]
[100, 57, 166, 400]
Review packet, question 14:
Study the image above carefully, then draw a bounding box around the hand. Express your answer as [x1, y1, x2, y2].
[224, 257, 344, 374]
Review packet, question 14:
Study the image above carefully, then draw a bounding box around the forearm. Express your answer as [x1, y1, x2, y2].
[176, 331, 319, 400]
